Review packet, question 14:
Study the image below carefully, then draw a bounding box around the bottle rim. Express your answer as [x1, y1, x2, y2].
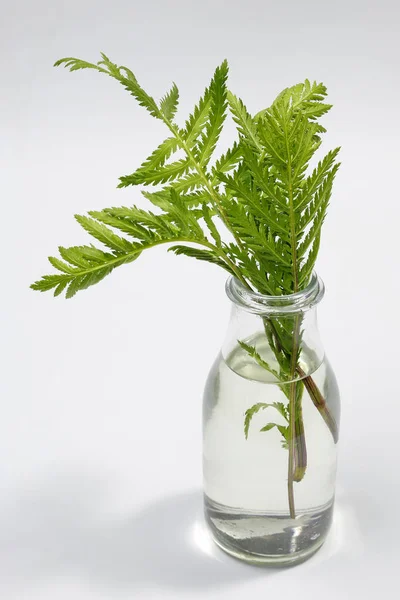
[225, 272, 325, 315]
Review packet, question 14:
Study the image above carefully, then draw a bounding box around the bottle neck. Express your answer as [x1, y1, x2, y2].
[226, 272, 324, 315]
[222, 275, 325, 382]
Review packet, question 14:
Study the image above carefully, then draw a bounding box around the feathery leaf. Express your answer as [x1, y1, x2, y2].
[159, 82, 179, 121]
[35, 56, 339, 314]
[227, 92, 263, 151]
[196, 60, 229, 166]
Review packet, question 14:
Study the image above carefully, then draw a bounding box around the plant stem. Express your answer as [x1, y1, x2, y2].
[285, 116, 302, 518]
[287, 316, 301, 518]
[287, 384, 297, 518]
[263, 316, 307, 485]
[264, 317, 338, 443]
[297, 366, 339, 443]
[293, 393, 307, 482]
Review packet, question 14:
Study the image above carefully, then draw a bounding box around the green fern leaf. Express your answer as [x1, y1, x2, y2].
[182, 86, 212, 147]
[220, 172, 290, 239]
[118, 158, 191, 187]
[297, 165, 338, 234]
[32, 196, 221, 298]
[196, 60, 229, 166]
[31, 273, 71, 293]
[159, 82, 179, 121]
[244, 400, 289, 439]
[226, 249, 269, 294]
[88, 210, 157, 241]
[295, 149, 340, 210]
[238, 341, 280, 377]
[227, 92, 263, 151]
[297, 207, 327, 259]
[131, 137, 180, 179]
[278, 79, 331, 119]
[142, 188, 208, 210]
[102, 206, 177, 235]
[53, 57, 108, 73]
[171, 174, 203, 194]
[224, 202, 291, 266]
[212, 141, 242, 178]
[244, 403, 270, 439]
[55, 54, 162, 119]
[65, 267, 113, 299]
[258, 421, 289, 447]
[54, 280, 69, 297]
[74, 215, 134, 252]
[272, 402, 289, 422]
[299, 232, 321, 287]
[48, 256, 76, 274]
[259, 423, 278, 432]
[168, 245, 234, 274]
[58, 245, 111, 268]
[201, 203, 221, 247]
[240, 146, 288, 211]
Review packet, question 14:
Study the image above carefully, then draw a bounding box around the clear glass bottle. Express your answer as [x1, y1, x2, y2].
[203, 273, 340, 566]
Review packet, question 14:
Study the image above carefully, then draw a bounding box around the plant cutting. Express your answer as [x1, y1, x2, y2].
[32, 53, 341, 565]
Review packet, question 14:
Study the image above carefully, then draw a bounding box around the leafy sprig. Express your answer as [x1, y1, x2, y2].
[31, 53, 339, 301]
[244, 401, 289, 449]
[31, 53, 341, 519]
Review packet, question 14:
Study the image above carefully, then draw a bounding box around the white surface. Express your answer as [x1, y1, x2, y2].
[2, 1, 399, 597]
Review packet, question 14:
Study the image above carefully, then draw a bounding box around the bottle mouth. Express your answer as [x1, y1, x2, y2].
[225, 272, 325, 315]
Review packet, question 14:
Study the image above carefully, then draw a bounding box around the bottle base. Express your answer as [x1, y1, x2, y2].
[211, 532, 325, 566]
[204, 495, 333, 567]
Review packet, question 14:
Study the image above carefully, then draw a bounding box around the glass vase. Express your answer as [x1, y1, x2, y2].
[203, 273, 340, 566]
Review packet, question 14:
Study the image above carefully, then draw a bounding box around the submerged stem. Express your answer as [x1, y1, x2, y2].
[263, 318, 338, 443]
[287, 380, 297, 519]
[293, 397, 307, 482]
[298, 367, 339, 443]
[287, 315, 301, 518]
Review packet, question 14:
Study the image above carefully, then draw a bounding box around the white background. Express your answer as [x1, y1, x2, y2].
[2, 1, 399, 598]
